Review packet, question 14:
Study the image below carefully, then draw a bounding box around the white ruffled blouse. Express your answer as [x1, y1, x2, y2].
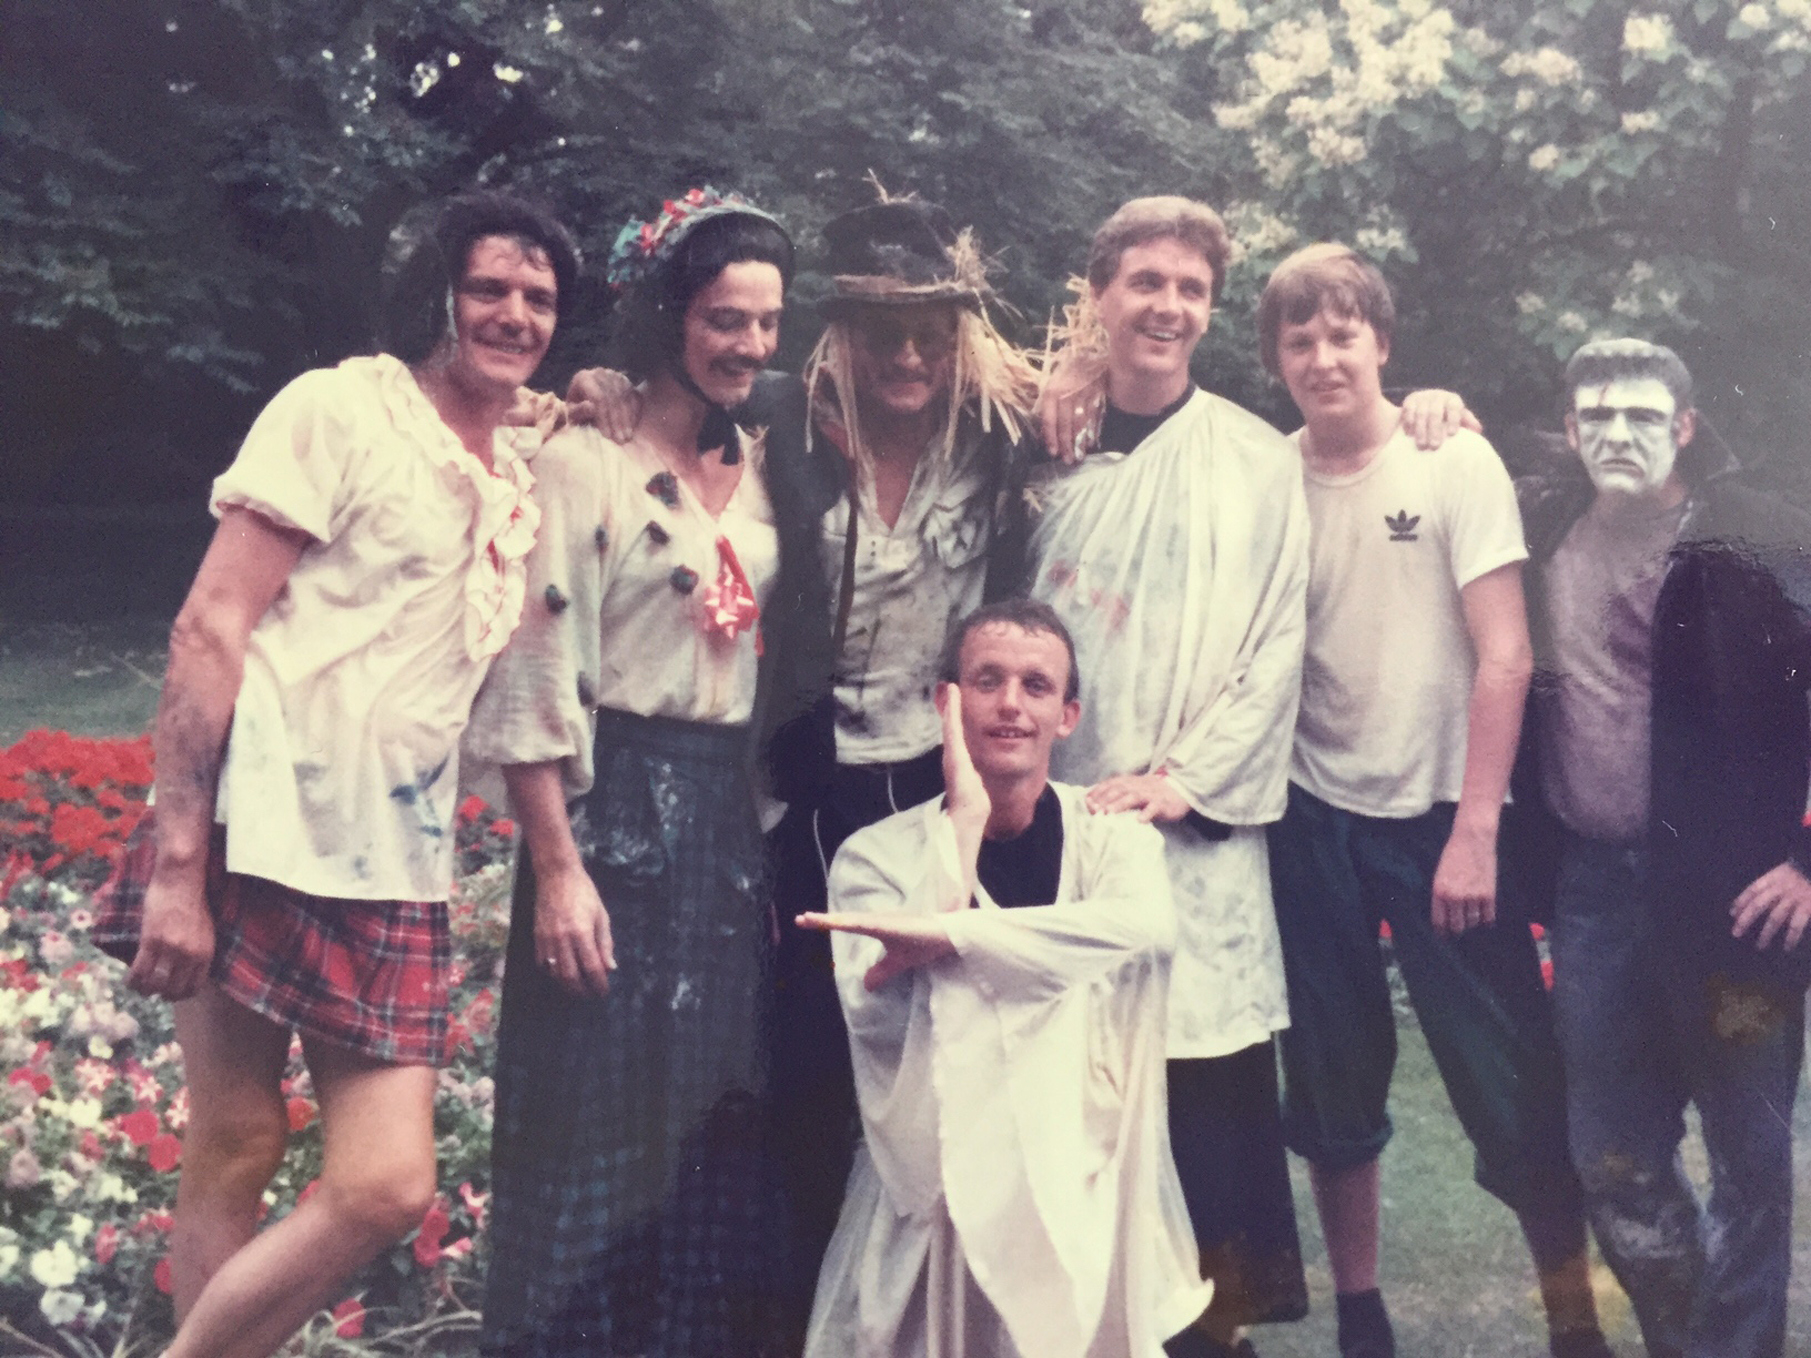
[210, 354, 542, 901]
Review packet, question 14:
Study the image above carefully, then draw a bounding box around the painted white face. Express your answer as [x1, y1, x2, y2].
[1566, 377, 1682, 498]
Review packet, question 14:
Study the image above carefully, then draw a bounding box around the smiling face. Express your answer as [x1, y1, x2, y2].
[1092, 237, 1215, 411]
[447, 235, 559, 397]
[953, 622, 1081, 784]
[680, 259, 785, 407]
[846, 302, 960, 422]
[1275, 305, 1390, 428]
[1566, 376, 1692, 501]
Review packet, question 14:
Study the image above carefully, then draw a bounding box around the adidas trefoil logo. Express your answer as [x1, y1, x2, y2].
[1385, 510, 1420, 542]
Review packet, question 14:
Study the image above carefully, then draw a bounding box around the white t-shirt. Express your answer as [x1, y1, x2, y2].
[210, 355, 542, 901]
[1290, 427, 1527, 818]
[821, 424, 993, 765]
[466, 424, 779, 800]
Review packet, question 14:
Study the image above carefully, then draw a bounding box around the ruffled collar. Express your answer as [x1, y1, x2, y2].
[361, 354, 545, 661]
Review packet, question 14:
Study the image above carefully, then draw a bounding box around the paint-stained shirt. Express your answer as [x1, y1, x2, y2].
[210, 355, 541, 901]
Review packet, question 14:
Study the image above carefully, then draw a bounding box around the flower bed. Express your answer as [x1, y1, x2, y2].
[0, 731, 514, 1355]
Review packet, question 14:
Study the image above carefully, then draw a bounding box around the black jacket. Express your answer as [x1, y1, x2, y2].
[1508, 427, 1811, 985]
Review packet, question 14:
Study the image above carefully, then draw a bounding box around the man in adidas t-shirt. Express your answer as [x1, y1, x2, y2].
[1258, 244, 1608, 1358]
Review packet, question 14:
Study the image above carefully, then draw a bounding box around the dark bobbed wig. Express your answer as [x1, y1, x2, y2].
[378, 191, 581, 365]
[937, 598, 1081, 705]
[606, 212, 795, 384]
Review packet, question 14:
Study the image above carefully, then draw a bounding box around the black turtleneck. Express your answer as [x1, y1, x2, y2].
[975, 785, 1064, 909]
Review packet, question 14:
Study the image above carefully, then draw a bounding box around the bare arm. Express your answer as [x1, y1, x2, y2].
[131, 507, 308, 998]
[1432, 563, 1533, 935]
[503, 762, 614, 996]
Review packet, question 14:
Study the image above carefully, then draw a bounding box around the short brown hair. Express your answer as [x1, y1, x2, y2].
[938, 599, 1081, 704]
[1086, 197, 1231, 304]
[1257, 243, 1395, 377]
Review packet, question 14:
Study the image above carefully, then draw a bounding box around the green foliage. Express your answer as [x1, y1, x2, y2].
[2, 0, 1808, 497]
[1142, 0, 1811, 466]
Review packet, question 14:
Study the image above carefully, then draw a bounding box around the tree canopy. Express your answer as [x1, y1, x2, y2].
[3, 0, 1806, 503]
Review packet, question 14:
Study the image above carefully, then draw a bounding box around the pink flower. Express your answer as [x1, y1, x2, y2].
[118, 1108, 159, 1147]
[6, 1147, 41, 1188]
[333, 1298, 366, 1338]
[94, 1224, 119, 1266]
[286, 1097, 317, 1132]
[154, 1258, 173, 1294]
[147, 1132, 182, 1173]
[413, 1200, 451, 1268]
[74, 1058, 115, 1098]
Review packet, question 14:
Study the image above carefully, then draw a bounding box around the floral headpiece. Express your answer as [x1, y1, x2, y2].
[604, 186, 781, 293]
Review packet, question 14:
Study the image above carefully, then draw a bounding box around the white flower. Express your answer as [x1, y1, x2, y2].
[1503, 46, 1582, 85]
[1528, 143, 1561, 171]
[48, 1169, 78, 1202]
[1207, 0, 1250, 34]
[1517, 293, 1547, 315]
[28, 1239, 81, 1289]
[1557, 310, 1590, 333]
[544, 10, 564, 34]
[1624, 13, 1675, 55]
[0, 1242, 18, 1279]
[1738, 3, 1772, 28]
[66, 1214, 93, 1246]
[87, 1036, 112, 1061]
[1307, 124, 1367, 166]
[1621, 110, 1661, 133]
[1514, 88, 1537, 112]
[40, 1287, 84, 1327]
[1627, 260, 1656, 284]
[0, 908, 10, 934]
[1171, 19, 1209, 45]
[493, 62, 525, 83]
[1612, 293, 1644, 316]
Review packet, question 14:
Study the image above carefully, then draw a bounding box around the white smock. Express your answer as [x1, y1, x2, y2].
[806, 783, 1210, 1358]
[209, 354, 541, 901]
[1025, 391, 1309, 1058]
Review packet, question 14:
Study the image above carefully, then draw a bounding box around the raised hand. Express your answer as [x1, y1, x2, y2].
[938, 683, 989, 909]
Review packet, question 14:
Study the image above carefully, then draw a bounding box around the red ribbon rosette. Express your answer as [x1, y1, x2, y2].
[702, 535, 762, 653]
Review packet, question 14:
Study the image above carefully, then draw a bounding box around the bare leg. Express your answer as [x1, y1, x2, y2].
[169, 986, 292, 1322]
[1310, 1158, 1381, 1295]
[163, 1031, 437, 1358]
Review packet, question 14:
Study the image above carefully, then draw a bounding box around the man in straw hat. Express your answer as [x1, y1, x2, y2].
[565, 189, 1040, 1337]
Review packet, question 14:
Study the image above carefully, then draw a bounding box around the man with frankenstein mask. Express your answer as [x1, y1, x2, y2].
[1510, 338, 1811, 1358]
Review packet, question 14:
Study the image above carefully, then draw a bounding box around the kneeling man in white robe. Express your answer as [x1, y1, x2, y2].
[799, 599, 1211, 1358]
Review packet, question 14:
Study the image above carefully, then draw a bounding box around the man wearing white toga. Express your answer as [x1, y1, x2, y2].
[799, 599, 1209, 1358]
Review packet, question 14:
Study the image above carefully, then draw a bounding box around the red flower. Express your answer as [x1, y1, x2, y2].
[332, 1298, 366, 1338]
[8, 1067, 50, 1094]
[287, 1097, 317, 1132]
[94, 1224, 119, 1266]
[154, 1258, 173, 1294]
[1379, 920, 1393, 940]
[1530, 923, 1546, 940]
[1541, 958, 1555, 990]
[413, 1200, 451, 1268]
[491, 818, 516, 838]
[148, 1132, 183, 1173]
[457, 794, 488, 824]
[119, 1108, 159, 1146]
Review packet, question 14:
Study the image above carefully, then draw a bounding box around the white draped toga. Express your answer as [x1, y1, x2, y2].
[1025, 391, 1310, 1058]
[805, 784, 1211, 1358]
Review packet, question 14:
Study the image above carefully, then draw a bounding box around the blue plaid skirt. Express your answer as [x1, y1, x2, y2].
[480, 709, 788, 1358]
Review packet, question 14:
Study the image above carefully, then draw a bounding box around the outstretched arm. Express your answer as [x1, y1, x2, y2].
[131, 508, 307, 998]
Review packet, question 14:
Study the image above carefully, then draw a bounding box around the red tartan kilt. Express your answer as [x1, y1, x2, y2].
[92, 810, 451, 1067]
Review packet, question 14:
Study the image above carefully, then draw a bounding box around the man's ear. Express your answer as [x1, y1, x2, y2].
[1675, 406, 1697, 449]
[933, 681, 952, 718]
[1056, 699, 1082, 740]
[1563, 410, 1581, 454]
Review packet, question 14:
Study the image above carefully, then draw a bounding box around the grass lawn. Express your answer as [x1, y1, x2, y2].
[9, 618, 1811, 1356]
